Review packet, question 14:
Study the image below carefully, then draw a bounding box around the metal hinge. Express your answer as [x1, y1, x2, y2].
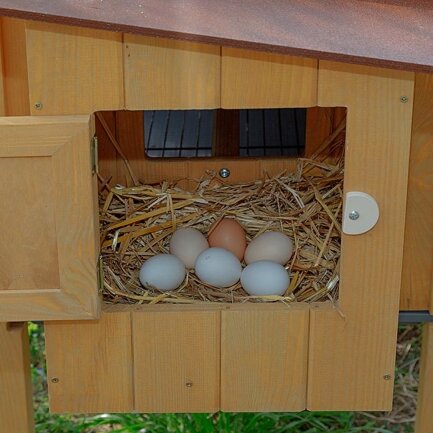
[91, 135, 99, 174]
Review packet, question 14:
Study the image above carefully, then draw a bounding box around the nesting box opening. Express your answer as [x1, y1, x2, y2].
[96, 106, 346, 306]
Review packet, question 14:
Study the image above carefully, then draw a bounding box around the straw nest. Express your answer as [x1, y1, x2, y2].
[100, 119, 345, 305]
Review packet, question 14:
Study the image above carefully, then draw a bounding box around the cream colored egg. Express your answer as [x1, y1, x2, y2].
[244, 231, 294, 265]
[241, 260, 290, 296]
[139, 254, 185, 292]
[170, 228, 209, 269]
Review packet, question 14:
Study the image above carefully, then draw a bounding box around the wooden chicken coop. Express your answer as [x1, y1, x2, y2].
[0, 1, 432, 431]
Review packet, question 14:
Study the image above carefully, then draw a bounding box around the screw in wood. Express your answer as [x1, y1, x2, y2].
[383, 374, 392, 381]
[34, 102, 43, 110]
[51, 377, 59, 384]
[219, 168, 230, 179]
[400, 96, 409, 103]
[185, 381, 193, 388]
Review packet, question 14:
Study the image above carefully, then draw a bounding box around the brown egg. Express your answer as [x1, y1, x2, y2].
[208, 218, 247, 260]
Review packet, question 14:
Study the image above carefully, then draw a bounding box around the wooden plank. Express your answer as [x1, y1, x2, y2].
[1, 17, 30, 115]
[415, 323, 433, 433]
[133, 309, 220, 413]
[26, 21, 124, 115]
[221, 47, 317, 108]
[0, 116, 99, 321]
[221, 304, 309, 412]
[124, 35, 220, 109]
[1, 1, 432, 73]
[0, 19, 5, 115]
[45, 311, 133, 413]
[401, 73, 433, 311]
[308, 62, 414, 410]
[0, 323, 34, 433]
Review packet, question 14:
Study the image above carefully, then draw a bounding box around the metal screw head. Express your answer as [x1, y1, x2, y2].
[400, 96, 409, 103]
[219, 167, 230, 179]
[34, 102, 43, 110]
[51, 377, 59, 384]
[349, 210, 360, 221]
[185, 381, 193, 388]
[383, 374, 392, 381]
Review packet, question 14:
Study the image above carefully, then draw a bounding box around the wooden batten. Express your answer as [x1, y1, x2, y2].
[1, 17, 30, 115]
[0, 18, 5, 115]
[124, 36, 221, 110]
[400, 73, 433, 311]
[0, 323, 34, 433]
[26, 21, 124, 115]
[221, 47, 317, 108]
[220, 304, 309, 412]
[133, 309, 221, 413]
[308, 61, 414, 410]
[45, 312, 134, 413]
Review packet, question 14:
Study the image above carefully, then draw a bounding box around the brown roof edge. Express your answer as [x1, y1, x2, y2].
[0, 0, 432, 74]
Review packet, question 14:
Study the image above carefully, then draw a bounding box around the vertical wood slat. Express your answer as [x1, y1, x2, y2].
[1, 17, 30, 115]
[0, 323, 34, 433]
[221, 47, 317, 108]
[415, 323, 433, 433]
[124, 36, 221, 110]
[308, 62, 414, 410]
[0, 18, 5, 116]
[26, 21, 124, 115]
[45, 312, 133, 413]
[400, 73, 433, 311]
[133, 309, 220, 413]
[221, 305, 309, 412]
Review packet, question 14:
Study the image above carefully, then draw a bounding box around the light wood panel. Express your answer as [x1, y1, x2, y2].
[221, 47, 317, 108]
[221, 304, 309, 412]
[1, 17, 30, 115]
[26, 21, 124, 115]
[0, 323, 34, 433]
[415, 323, 433, 433]
[45, 311, 133, 413]
[308, 62, 414, 410]
[124, 35, 220, 109]
[401, 73, 433, 311]
[0, 116, 99, 321]
[0, 19, 5, 115]
[133, 309, 220, 413]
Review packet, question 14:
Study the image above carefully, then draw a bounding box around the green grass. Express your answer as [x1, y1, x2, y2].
[29, 323, 420, 433]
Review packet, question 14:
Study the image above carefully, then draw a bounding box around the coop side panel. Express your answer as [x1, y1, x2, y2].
[308, 62, 414, 410]
[401, 73, 433, 311]
[0, 19, 5, 116]
[133, 309, 221, 413]
[25, 21, 124, 115]
[221, 305, 309, 412]
[45, 312, 134, 413]
[124, 35, 220, 110]
[0, 323, 34, 433]
[221, 47, 317, 108]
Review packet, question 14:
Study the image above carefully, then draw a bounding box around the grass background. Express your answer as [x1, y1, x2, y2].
[29, 323, 420, 433]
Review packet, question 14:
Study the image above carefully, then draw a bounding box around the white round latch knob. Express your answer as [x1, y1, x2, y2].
[343, 192, 379, 235]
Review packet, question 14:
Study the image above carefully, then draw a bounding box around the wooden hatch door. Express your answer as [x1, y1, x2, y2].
[0, 116, 100, 321]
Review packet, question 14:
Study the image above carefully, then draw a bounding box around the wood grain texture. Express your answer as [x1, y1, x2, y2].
[400, 73, 433, 311]
[133, 309, 220, 413]
[45, 312, 133, 413]
[1, 17, 30, 115]
[124, 35, 220, 109]
[26, 21, 124, 115]
[0, 323, 34, 433]
[0, 1, 432, 73]
[0, 19, 5, 115]
[415, 323, 433, 433]
[221, 304, 309, 412]
[308, 62, 414, 410]
[221, 48, 317, 108]
[0, 116, 100, 321]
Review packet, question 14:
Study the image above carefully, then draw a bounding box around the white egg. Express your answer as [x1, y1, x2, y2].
[170, 228, 209, 268]
[241, 260, 290, 296]
[244, 231, 294, 265]
[139, 254, 185, 292]
[195, 247, 242, 288]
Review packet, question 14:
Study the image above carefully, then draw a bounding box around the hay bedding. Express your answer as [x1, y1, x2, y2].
[100, 120, 345, 305]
